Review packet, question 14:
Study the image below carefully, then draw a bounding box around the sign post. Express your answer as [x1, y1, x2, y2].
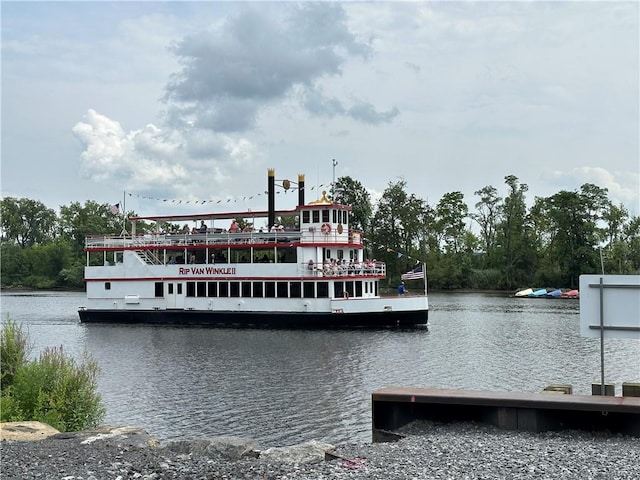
[579, 275, 640, 395]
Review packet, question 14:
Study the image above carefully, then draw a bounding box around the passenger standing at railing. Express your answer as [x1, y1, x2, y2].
[199, 221, 207, 233]
[230, 219, 239, 233]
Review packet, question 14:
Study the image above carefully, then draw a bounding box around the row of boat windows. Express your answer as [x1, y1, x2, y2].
[301, 209, 348, 225]
[151, 280, 379, 299]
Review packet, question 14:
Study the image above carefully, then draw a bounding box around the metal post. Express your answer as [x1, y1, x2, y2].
[599, 277, 605, 396]
[332, 158, 338, 199]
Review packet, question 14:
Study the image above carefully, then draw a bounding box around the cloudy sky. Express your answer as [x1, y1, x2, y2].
[2, 1, 638, 219]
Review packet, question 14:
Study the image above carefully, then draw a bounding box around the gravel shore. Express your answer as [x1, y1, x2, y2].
[2, 422, 639, 479]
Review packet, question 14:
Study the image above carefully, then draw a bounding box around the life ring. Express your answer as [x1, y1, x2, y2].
[343, 291, 349, 299]
[321, 223, 332, 234]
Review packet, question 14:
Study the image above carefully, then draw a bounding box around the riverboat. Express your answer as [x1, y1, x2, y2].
[78, 169, 429, 328]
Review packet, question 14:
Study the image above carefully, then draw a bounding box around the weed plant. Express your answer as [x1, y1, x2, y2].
[0, 317, 106, 431]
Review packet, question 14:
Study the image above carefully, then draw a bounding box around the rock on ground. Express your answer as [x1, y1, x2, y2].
[1, 421, 640, 479]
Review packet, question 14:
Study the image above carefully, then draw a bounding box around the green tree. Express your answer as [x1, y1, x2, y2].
[0, 243, 27, 286]
[532, 184, 610, 287]
[496, 175, 536, 289]
[0, 197, 57, 247]
[600, 203, 631, 274]
[431, 192, 475, 289]
[471, 185, 502, 268]
[334, 176, 372, 234]
[370, 180, 428, 284]
[623, 216, 640, 273]
[58, 201, 124, 257]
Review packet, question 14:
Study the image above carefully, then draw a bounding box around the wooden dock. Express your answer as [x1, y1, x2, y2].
[372, 387, 640, 442]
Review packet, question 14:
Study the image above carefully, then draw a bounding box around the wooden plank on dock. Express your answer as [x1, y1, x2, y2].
[372, 387, 640, 441]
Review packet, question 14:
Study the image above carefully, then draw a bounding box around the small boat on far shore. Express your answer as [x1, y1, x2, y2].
[560, 289, 580, 298]
[512, 288, 579, 299]
[513, 288, 533, 297]
[528, 288, 548, 297]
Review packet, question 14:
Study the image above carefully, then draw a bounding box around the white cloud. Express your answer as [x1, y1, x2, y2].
[542, 167, 640, 214]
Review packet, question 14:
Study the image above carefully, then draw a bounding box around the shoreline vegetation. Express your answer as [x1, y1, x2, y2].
[0, 319, 106, 432]
[2, 177, 639, 293]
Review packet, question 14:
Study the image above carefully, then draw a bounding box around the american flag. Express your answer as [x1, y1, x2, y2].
[401, 264, 424, 281]
[108, 203, 120, 214]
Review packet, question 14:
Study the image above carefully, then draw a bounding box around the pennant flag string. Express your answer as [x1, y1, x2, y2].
[124, 183, 331, 206]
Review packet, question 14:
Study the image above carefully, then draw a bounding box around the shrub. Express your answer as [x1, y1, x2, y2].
[0, 319, 106, 431]
[0, 317, 31, 389]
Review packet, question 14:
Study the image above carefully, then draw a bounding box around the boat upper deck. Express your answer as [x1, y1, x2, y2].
[85, 229, 363, 250]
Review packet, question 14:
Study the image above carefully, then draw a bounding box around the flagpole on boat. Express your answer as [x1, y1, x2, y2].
[121, 190, 128, 236]
[423, 262, 427, 296]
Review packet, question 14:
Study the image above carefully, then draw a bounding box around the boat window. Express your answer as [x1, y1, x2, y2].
[302, 211, 310, 224]
[254, 249, 273, 263]
[303, 282, 315, 298]
[278, 247, 297, 263]
[253, 282, 263, 298]
[355, 281, 362, 298]
[346, 281, 355, 298]
[317, 282, 329, 298]
[277, 281, 288, 298]
[177, 283, 183, 295]
[332, 210, 337, 223]
[207, 282, 217, 297]
[242, 281, 251, 297]
[230, 282, 240, 297]
[290, 282, 302, 298]
[374, 281, 378, 296]
[155, 282, 163, 297]
[333, 282, 345, 299]
[197, 282, 206, 297]
[322, 210, 330, 223]
[230, 249, 251, 263]
[105, 282, 111, 290]
[186, 282, 196, 297]
[168, 284, 174, 295]
[265, 282, 276, 298]
[219, 282, 229, 297]
[312, 210, 320, 223]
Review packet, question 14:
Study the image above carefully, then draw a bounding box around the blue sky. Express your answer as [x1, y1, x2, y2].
[2, 1, 638, 219]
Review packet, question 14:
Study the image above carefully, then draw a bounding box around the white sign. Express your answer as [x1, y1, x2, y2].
[579, 274, 640, 339]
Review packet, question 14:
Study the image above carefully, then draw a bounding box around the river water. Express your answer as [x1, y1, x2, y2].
[1, 290, 638, 447]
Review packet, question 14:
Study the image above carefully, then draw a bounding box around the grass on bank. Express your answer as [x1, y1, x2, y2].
[0, 317, 105, 431]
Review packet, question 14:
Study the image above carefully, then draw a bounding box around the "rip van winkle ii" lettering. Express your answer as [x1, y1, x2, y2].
[179, 267, 236, 275]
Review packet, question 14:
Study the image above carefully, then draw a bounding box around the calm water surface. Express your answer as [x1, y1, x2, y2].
[1, 291, 638, 447]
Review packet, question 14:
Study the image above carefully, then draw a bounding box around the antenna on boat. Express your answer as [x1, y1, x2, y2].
[332, 158, 338, 200]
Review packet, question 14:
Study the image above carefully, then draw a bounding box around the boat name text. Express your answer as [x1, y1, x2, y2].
[179, 267, 236, 275]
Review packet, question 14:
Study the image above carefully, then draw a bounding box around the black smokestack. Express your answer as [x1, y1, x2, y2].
[298, 173, 305, 206]
[268, 168, 275, 229]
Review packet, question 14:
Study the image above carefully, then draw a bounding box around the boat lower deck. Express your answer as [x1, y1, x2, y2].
[78, 308, 429, 329]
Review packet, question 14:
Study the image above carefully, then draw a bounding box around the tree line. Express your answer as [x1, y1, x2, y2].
[335, 175, 639, 290]
[2, 175, 639, 291]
